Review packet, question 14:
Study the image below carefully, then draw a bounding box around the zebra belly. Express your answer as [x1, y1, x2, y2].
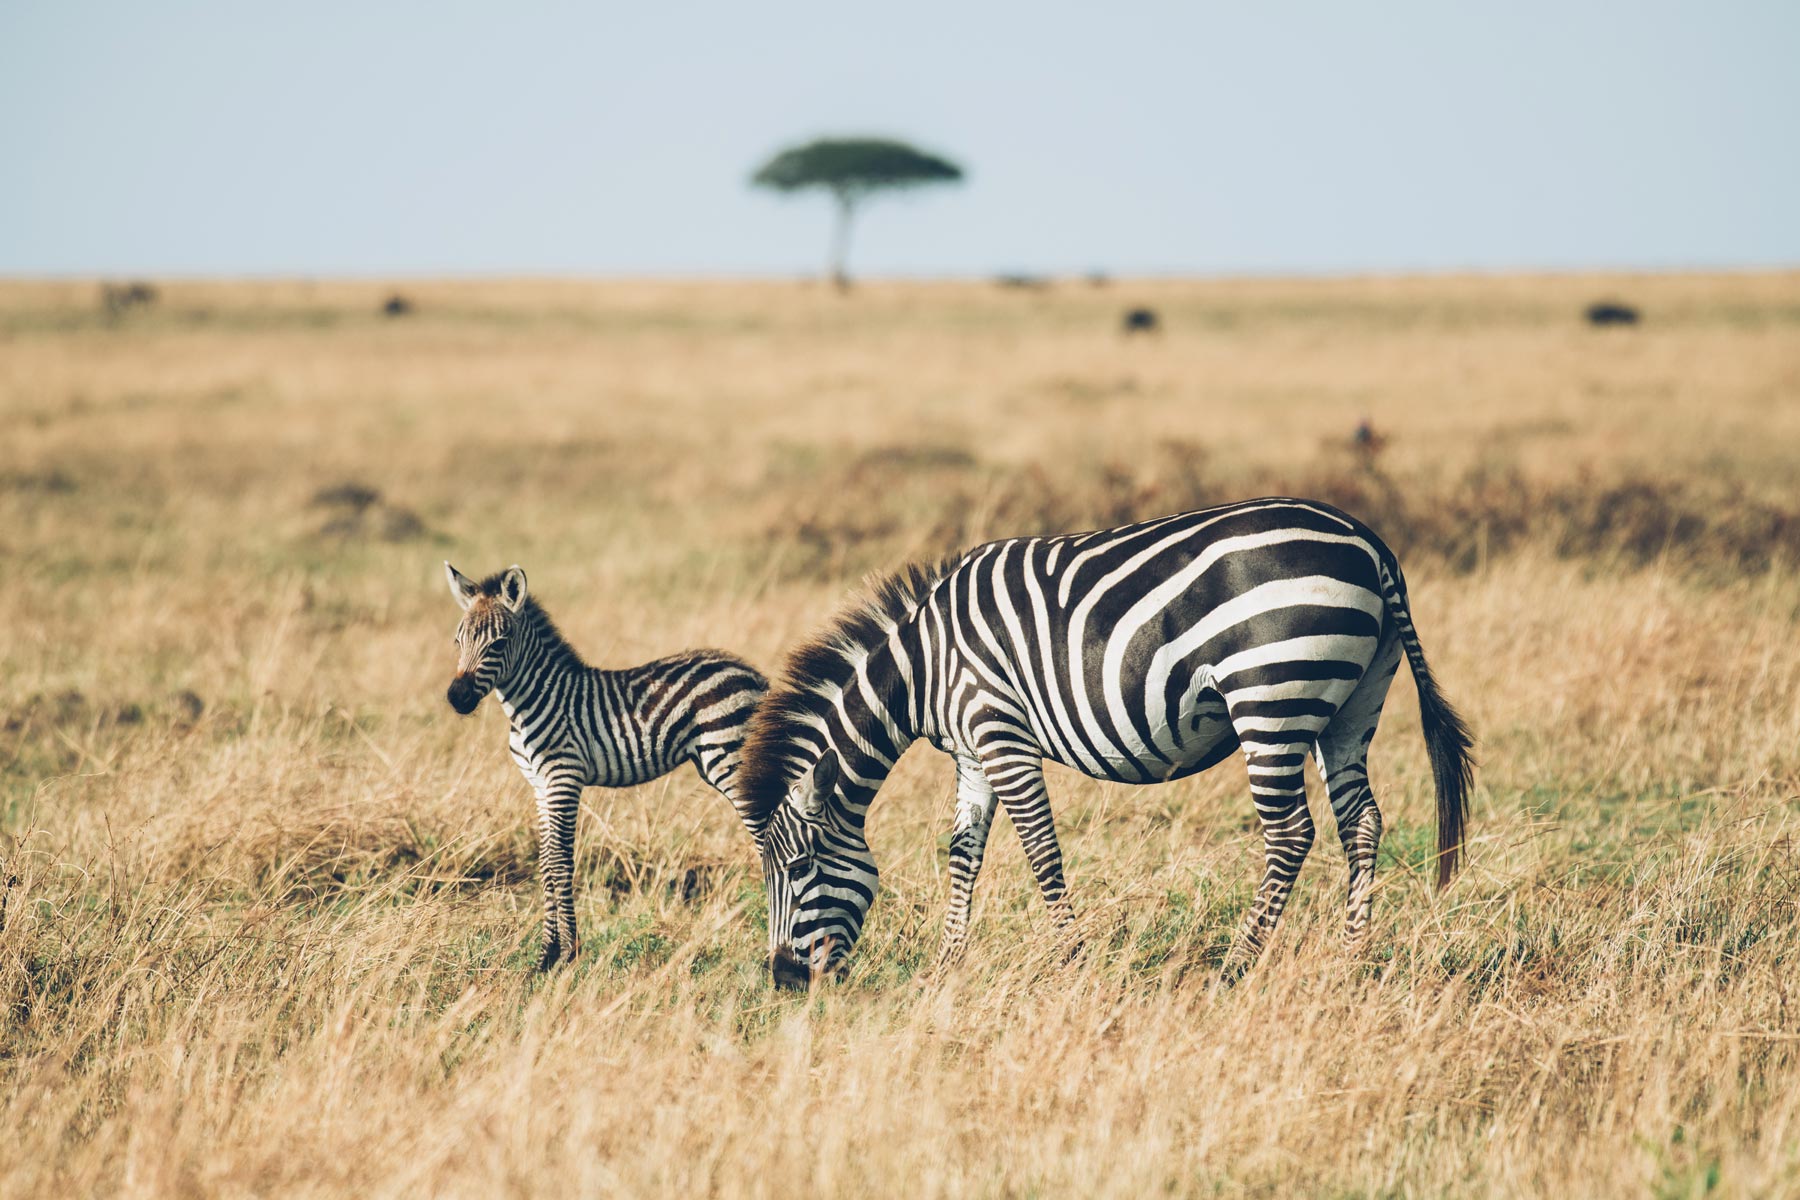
[1155, 699, 1240, 781]
[1028, 689, 1239, 784]
[1016, 628, 1377, 785]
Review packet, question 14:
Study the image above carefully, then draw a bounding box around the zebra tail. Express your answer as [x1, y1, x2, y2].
[1378, 561, 1476, 890]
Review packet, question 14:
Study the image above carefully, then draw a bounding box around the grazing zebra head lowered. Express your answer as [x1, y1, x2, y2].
[443, 562, 769, 969]
[741, 499, 1475, 990]
[740, 570, 931, 988]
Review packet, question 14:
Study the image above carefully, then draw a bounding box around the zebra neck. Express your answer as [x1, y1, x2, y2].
[824, 738, 908, 832]
[819, 632, 919, 826]
[492, 605, 589, 715]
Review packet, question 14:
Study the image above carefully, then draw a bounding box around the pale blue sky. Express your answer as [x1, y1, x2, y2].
[3, 1, 1796, 276]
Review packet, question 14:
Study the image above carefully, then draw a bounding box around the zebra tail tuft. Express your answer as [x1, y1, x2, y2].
[1379, 562, 1476, 890]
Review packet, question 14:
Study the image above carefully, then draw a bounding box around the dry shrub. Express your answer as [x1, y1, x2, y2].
[757, 440, 1800, 582]
[309, 481, 431, 543]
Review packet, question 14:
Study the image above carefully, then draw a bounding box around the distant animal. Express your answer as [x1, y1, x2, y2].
[383, 294, 414, 317]
[994, 273, 1050, 291]
[1585, 302, 1640, 327]
[100, 281, 158, 315]
[444, 563, 767, 969]
[1352, 419, 1388, 461]
[742, 498, 1475, 989]
[1121, 306, 1160, 334]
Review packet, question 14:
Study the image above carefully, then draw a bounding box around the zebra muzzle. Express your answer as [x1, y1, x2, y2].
[769, 937, 845, 991]
[446, 677, 481, 715]
[769, 945, 812, 991]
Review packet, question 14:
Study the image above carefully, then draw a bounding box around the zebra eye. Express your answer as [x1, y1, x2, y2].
[783, 855, 812, 877]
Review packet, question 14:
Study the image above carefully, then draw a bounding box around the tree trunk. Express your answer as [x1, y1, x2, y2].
[828, 191, 856, 293]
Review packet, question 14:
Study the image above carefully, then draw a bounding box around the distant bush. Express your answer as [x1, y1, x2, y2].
[100, 281, 158, 316]
[756, 442, 1800, 581]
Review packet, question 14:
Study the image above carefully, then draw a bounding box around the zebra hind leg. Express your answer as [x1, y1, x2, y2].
[1317, 730, 1383, 953]
[925, 756, 1000, 978]
[1223, 742, 1317, 980]
[1316, 631, 1400, 954]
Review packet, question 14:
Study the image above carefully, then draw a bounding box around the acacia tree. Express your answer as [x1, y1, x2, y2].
[751, 137, 964, 290]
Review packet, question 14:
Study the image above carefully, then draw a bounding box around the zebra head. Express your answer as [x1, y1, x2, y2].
[760, 747, 880, 990]
[444, 562, 528, 715]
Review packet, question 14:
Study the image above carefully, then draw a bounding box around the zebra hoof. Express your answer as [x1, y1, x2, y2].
[1214, 955, 1255, 990]
[913, 962, 949, 988]
[917, 949, 962, 984]
[535, 941, 568, 971]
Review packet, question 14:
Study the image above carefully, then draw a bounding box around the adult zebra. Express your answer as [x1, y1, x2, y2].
[444, 563, 767, 969]
[740, 499, 1474, 988]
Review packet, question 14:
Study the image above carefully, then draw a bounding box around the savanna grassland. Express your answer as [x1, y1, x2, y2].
[3, 274, 1800, 1197]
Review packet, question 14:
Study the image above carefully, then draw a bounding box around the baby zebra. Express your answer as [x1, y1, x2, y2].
[444, 563, 767, 969]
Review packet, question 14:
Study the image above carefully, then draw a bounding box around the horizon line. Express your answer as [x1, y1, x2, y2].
[4, 264, 1798, 286]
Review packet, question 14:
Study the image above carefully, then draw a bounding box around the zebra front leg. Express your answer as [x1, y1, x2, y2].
[926, 756, 1000, 976]
[534, 778, 583, 969]
[1223, 743, 1317, 978]
[986, 755, 1077, 947]
[528, 781, 561, 969]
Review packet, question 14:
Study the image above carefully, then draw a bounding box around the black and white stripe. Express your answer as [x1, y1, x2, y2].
[445, 563, 767, 969]
[740, 498, 1473, 987]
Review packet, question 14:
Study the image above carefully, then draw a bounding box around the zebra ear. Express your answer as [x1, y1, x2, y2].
[797, 750, 840, 821]
[499, 565, 528, 612]
[445, 562, 480, 612]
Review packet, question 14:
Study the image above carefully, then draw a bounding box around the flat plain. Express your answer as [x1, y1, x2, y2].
[3, 274, 1799, 1197]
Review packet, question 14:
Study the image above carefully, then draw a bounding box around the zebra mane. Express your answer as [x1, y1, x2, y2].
[470, 572, 585, 668]
[472, 570, 513, 598]
[738, 557, 954, 828]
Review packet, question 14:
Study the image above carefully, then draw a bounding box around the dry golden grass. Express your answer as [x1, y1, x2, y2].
[3, 274, 1799, 1197]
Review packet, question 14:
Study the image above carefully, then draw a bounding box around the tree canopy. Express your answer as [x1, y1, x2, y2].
[751, 138, 964, 200]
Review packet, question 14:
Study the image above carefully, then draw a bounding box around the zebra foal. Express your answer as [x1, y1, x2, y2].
[740, 498, 1475, 988]
[443, 563, 767, 969]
